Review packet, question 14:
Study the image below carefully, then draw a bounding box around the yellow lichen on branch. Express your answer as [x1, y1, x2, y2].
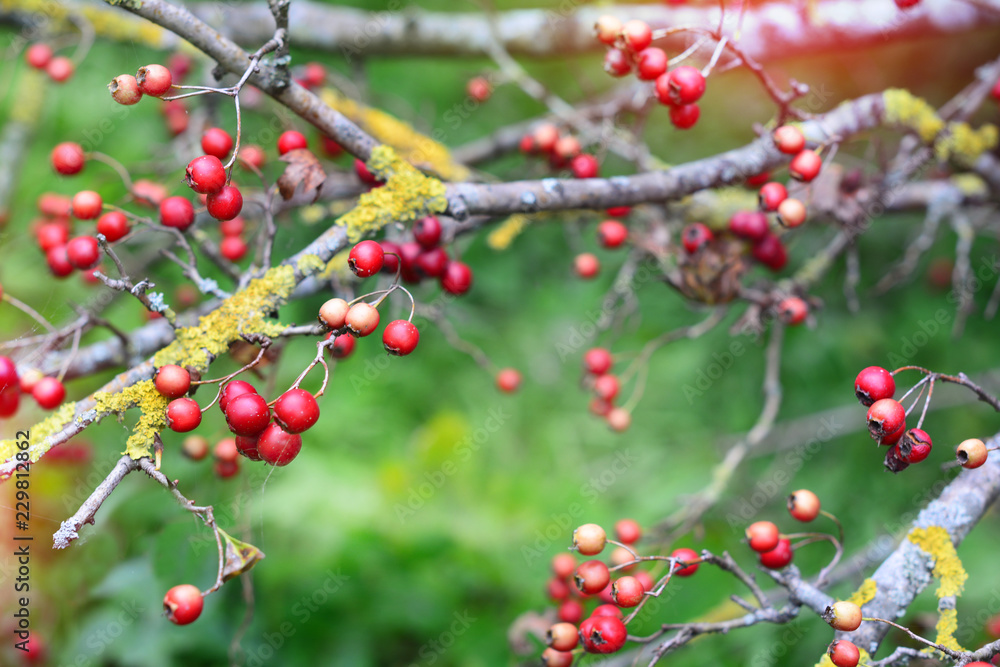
[487, 214, 532, 250]
[882, 89, 998, 164]
[10, 70, 45, 126]
[907, 526, 967, 598]
[318, 88, 470, 181]
[0, 0, 168, 46]
[931, 608, 964, 652]
[94, 380, 169, 459]
[847, 578, 877, 607]
[0, 402, 77, 474]
[336, 146, 448, 243]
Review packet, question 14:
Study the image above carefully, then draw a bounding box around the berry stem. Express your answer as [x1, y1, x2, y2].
[860, 617, 964, 659]
[915, 375, 936, 429]
[1, 293, 57, 333]
[85, 151, 135, 190]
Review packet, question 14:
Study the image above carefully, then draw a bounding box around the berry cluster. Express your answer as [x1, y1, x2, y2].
[378, 216, 474, 296]
[853, 365, 991, 472]
[581, 348, 632, 432]
[23, 43, 75, 83]
[519, 124, 600, 179]
[594, 17, 707, 129]
[0, 355, 67, 418]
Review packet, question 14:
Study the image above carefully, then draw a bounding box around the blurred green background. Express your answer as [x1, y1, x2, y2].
[1, 0, 1000, 665]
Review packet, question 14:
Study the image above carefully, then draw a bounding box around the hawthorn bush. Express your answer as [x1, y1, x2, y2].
[1, 0, 1000, 665]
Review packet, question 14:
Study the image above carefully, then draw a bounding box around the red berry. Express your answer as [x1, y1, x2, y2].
[541, 649, 573, 667]
[31, 376, 65, 410]
[751, 234, 787, 271]
[168, 53, 193, 80]
[778, 296, 808, 325]
[136, 64, 172, 96]
[533, 124, 559, 153]
[547, 622, 579, 651]
[579, 614, 627, 654]
[614, 518, 641, 545]
[0, 388, 19, 418]
[201, 128, 234, 159]
[348, 240, 385, 277]
[667, 66, 706, 105]
[746, 171, 771, 187]
[224, 392, 270, 437]
[594, 15, 623, 45]
[413, 216, 442, 249]
[345, 303, 380, 337]
[636, 47, 668, 80]
[132, 179, 168, 207]
[273, 388, 320, 434]
[758, 182, 788, 211]
[881, 422, 906, 446]
[240, 145, 266, 170]
[109, 74, 142, 105]
[72, 191, 103, 219]
[416, 247, 449, 278]
[593, 374, 619, 401]
[235, 434, 263, 461]
[591, 604, 623, 619]
[548, 577, 571, 602]
[773, 125, 806, 154]
[898, 428, 932, 464]
[214, 437, 239, 463]
[0, 357, 18, 393]
[320, 136, 343, 158]
[575, 252, 600, 278]
[163, 584, 203, 625]
[25, 43, 53, 69]
[383, 320, 420, 356]
[300, 62, 326, 88]
[380, 241, 401, 274]
[155, 365, 191, 399]
[777, 198, 807, 228]
[552, 552, 576, 579]
[219, 380, 257, 413]
[603, 48, 632, 77]
[606, 206, 630, 218]
[895, 0, 921, 9]
[597, 220, 628, 248]
[97, 211, 130, 242]
[330, 332, 356, 359]
[319, 298, 350, 329]
[590, 398, 612, 416]
[554, 136, 581, 161]
[219, 216, 245, 237]
[787, 489, 821, 521]
[826, 600, 863, 632]
[957, 438, 988, 469]
[729, 210, 769, 241]
[574, 560, 610, 594]
[354, 159, 380, 185]
[621, 19, 652, 51]
[37, 192, 72, 217]
[441, 260, 473, 295]
[854, 366, 895, 406]
[608, 406, 632, 429]
[46, 56, 74, 82]
[277, 130, 308, 155]
[166, 397, 202, 432]
[496, 368, 522, 393]
[571, 154, 599, 178]
[612, 576, 644, 607]
[159, 196, 195, 230]
[66, 235, 100, 270]
[46, 246, 74, 277]
[671, 547, 700, 576]
[215, 458, 240, 478]
[682, 222, 713, 253]
[789, 149, 822, 182]
[584, 348, 613, 375]
[759, 538, 793, 569]
[398, 241, 423, 283]
[467, 76, 492, 102]
[993, 78, 1000, 102]
[518, 134, 536, 154]
[557, 599, 583, 624]
[669, 103, 700, 129]
[256, 422, 303, 466]
[745, 521, 780, 553]
[219, 235, 247, 261]
[206, 185, 243, 221]
[828, 640, 860, 667]
[182, 435, 209, 460]
[186, 155, 227, 194]
[866, 398, 906, 439]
